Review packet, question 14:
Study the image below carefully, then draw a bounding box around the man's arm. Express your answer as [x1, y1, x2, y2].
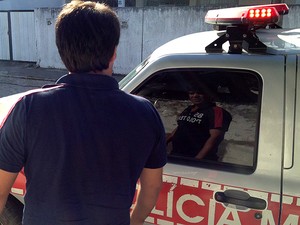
[130, 167, 163, 225]
[166, 127, 177, 144]
[0, 169, 18, 214]
[195, 129, 224, 160]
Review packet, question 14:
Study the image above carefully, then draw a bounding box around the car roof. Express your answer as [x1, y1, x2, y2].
[151, 28, 300, 58]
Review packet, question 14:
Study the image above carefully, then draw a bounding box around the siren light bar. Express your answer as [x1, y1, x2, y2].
[205, 3, 289, 26]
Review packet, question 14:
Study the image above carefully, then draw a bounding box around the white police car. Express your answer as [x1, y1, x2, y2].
[1, 3, 300, 225]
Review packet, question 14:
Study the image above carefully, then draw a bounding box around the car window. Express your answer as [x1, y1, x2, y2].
[133, 68, 262, 173]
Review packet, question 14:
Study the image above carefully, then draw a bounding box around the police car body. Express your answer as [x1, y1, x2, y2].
[1, 3, 300, 225]
[124, 3, 300, 224]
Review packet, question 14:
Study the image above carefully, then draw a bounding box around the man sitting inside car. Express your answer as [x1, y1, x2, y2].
[167, 86, 232, 161]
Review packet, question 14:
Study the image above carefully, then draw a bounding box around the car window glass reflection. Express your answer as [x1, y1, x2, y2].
[134, 69, 260, 168]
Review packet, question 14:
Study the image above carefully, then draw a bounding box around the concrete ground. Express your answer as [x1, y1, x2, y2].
[0, 61, 67, 97]
[0, 61, 125, 97]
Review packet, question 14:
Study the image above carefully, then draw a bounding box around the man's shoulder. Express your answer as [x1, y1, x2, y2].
[0, 85, 64, 126]
[213, 105, 232, 121]
[122, 92, 154, 107]
[22, 84, 64, 98]
[120, 93, 164, 122]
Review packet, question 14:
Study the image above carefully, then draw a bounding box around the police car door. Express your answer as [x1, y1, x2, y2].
[123, 53, 285, 225]
[281, 54, 300, 225]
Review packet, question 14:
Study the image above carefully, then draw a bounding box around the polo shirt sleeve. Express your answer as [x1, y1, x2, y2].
[143, 102, 167, 169]
[210, 106, 232, 131]
[0, 100, 26, 173]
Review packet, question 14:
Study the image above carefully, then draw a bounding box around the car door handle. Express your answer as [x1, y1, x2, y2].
[214, 189, 267, 210]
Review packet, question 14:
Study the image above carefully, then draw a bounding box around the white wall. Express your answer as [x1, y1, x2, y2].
[0, 12, 10, 60]
[2, 5, 300, 74]
[0, 0, 65, 10]
[141, 7, 213, 59]
[283, 5, 300, 28]
[34, 6, 226, 74]
[35, 6, 300, 74]
[114, 8, 144, 73]
[35, 8, 63, 68]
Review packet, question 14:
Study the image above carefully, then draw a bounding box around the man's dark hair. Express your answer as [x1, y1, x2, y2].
[55, 1, 120, 73]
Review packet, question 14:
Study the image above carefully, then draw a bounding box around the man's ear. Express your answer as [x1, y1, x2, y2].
[104, 47, 117, 75]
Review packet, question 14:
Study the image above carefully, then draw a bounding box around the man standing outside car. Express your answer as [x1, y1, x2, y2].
[0, 1, 167, 225]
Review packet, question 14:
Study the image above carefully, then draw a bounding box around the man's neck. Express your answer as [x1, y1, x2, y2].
[69, 68, 113, 76]
[89, 67, 112, 76]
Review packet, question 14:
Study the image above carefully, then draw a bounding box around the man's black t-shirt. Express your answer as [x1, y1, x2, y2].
[172, 103, 231, 160]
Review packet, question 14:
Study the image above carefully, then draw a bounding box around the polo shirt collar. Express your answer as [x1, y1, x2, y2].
[56, 73, 119, 90]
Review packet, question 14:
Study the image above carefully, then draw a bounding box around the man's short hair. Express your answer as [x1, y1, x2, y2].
[55, 1, 120, 73]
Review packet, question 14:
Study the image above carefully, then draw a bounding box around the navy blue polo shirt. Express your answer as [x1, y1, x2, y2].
[0, 73, 167, 225]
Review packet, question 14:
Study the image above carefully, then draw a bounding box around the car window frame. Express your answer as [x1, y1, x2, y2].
[132, 67, 263, 174]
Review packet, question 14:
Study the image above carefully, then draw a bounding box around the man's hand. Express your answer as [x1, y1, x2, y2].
[130, 167, 163, 225]
[0, 169, 18, 214]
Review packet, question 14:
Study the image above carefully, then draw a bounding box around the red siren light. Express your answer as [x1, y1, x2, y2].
[205, 3, 289, 27]
[243, 5, 279, 24]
